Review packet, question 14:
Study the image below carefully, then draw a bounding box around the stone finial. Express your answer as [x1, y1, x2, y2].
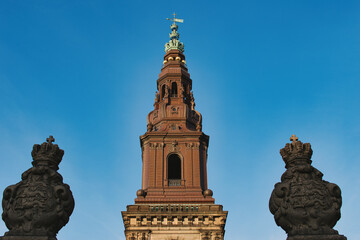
[31, 136, 64, 170]
[269, 137, 346, 240]
[290, 134, 298, 145]
[280, 136, 313, 169]
[1, 136, 74, 240]
[46, 135, 55, 143]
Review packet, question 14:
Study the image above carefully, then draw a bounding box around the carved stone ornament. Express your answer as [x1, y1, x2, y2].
[201, 232, 211, 240]
[1, 136, 74, 240]
[125, 231, 150, 240]
[147, 123, 153, 132]
[154, 91, 159, 103]
[269, 135, 346, 240]
[169, 141, 179, 152]
[190, 91, 195, 110]
[170, 106, 179, 114]
[153, 111, 158, 120]
[164, 85, 169, 98]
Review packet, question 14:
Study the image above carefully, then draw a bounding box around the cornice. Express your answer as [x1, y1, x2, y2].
[140, 132, 209, 143]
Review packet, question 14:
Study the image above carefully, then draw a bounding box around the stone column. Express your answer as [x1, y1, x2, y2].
[185, 143, 193, 186]
[142, 144, 150, 190]
[149, 143, 157, 188]
[269, 135, 347, 240]
[155, 143, 164, 187]
[0, 136, 74, 240]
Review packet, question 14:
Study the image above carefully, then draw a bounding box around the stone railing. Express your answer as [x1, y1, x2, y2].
[168, 179, 182, 186]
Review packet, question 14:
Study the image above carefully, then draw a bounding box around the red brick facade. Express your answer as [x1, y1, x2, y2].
[135, 49, 214, 204]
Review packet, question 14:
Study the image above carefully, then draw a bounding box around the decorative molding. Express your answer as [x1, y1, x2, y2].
[123, 214, 226, 228]
[185, 143, 194, 149]
[125, 231, 150, 240]
[185, 143, 199, 149]
[149, 143, 165, 149]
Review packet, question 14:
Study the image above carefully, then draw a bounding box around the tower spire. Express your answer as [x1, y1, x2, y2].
[165, 13, 184, 53]
[122, 15, 228, 240]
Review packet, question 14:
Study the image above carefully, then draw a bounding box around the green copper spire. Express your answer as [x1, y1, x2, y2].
[165, 13, 184, 53]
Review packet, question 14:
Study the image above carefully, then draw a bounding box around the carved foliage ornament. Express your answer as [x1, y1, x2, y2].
[269, 135, 346, 240]
[2, 136, 74, 238]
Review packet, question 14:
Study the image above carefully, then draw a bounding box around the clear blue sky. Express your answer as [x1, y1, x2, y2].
[0, 1, 359, 239]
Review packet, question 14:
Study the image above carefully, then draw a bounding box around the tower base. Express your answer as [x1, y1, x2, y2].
[122, 204, 227, 240]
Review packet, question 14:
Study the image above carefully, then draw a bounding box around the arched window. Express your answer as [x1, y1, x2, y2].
[161, 85, 166, 99]
[171, 82, 178, 97]
[168, 154, 181, 186]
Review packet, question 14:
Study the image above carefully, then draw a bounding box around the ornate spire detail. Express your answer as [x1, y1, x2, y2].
[1, 136, 74, 239]
[165, 13, 184, 53]
[269, 136, 347, 240]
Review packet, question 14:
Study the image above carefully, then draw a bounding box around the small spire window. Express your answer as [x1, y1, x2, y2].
[161, 85, 166, 99]
[171, 82, 178, 97]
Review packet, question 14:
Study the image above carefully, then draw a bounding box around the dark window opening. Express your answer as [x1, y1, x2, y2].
[168, 154, 181, 186]
[171, 82, 178, 97]
[161, 85, 166, 99]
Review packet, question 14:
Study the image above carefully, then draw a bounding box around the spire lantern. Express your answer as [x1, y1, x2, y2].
[165, 13, 184, 53]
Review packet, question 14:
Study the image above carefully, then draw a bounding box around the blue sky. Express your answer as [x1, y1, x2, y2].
[0, 1, 359, 239]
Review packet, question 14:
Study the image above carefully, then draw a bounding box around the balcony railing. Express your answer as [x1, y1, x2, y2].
[168, 179, 181, 186]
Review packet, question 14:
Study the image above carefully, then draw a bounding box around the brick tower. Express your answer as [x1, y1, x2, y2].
[122, 15, 227, 240]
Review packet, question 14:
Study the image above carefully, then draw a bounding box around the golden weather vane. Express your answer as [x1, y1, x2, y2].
[166, 12, 184, 24]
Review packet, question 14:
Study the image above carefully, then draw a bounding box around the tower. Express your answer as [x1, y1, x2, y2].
[122, 16, 227, 240]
